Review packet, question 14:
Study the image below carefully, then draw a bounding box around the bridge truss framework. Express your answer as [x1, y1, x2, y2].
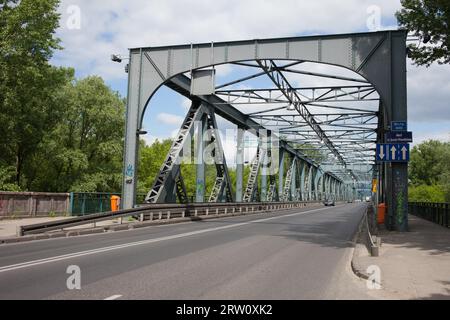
[122, 30, 408, 231]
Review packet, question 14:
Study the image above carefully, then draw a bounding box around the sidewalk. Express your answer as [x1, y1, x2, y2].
[0, 216, 129, 239]
[353, 214, 450, 300]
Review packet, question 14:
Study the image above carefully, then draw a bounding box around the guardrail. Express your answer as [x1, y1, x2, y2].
[19, 201, 321, 236]
[408, 202, 449, 228]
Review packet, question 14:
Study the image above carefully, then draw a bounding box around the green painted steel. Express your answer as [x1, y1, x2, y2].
[408, 202, 449, 228]
[70, 192, 147, 216]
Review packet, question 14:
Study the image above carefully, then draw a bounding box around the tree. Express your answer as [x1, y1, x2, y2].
[409, 184, 446, 202]
[0, 0, 72, 188]
[408, 139, 450, 202]
[396, 0, 450, 66]
[0, 166, 21, 191]
[29, 76, 126, 192]
[409, 140, 449, 185]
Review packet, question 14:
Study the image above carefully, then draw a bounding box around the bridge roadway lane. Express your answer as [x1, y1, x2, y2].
[0, 203, 372, 299]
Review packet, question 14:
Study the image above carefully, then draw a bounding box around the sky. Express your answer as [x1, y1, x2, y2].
[51, 0, 450, 155]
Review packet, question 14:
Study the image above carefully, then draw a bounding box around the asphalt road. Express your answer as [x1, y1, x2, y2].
[0, 203, 372, 299]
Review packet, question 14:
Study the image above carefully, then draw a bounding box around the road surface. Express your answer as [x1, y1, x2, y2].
[0, 203, 373, 299]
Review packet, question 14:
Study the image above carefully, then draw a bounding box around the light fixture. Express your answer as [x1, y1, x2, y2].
[111, 54, 122, 63]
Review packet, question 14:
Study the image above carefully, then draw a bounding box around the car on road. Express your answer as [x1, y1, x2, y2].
[323, 198, 335, 206]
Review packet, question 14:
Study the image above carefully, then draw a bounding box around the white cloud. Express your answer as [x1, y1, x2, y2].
[407, 61, 450, 122]
[142, 134, 162, 146]
[170, 128, 180, 139]
[54, 0, 403, 81]
[181, 97, 192, 111]
[156, 113, 184, 126]
[52, 0, 450, 148]
[411, 130, 450, 147]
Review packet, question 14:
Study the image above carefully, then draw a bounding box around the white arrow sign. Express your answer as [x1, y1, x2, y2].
[390, 145, 397, 160]
[379, 145, 385, 159]
[401, 146, 407, 160]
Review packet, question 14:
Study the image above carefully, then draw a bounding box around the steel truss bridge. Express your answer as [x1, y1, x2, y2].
[122, 30, 408, 231]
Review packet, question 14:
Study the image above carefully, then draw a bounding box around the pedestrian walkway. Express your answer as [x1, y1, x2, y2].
[353, 214, 450, 299]
[0, 217, 71, 239]
[0, 216, 128, 239]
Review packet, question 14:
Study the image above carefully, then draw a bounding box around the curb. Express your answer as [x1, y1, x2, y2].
[351, 243, 370, 280]
[350, 207, 372, 280]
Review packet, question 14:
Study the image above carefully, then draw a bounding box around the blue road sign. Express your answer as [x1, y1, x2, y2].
[391, 121, 407, 131]
[385, 131, 413, 143]
[376, 143, 410, 162]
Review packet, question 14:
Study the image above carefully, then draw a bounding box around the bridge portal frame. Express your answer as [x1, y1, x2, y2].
[122, 30, 408, 231]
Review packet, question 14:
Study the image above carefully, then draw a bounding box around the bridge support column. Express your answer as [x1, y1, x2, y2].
[307, 166, 313, 201]
[195, 114, 207, 202]
[385, 32, 408, 231]
[260, 133, 270, 202]
[278, 149, 285, 199]
[300, 161, 306, 201]
[235, 127, 245, 202]
[290, 158, 297, 201]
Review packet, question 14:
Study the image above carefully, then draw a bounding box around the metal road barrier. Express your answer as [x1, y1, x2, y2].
[19, 201, 321, 236]
[409, 202, 449, 228]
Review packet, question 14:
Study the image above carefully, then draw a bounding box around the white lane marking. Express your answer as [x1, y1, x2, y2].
[104, 294, 122, 300]
[0, 205, 339, 273]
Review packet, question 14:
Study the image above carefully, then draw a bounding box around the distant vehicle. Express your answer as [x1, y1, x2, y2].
[323, 198, 335, 206]
[365, 196, 371, 202]
[355, 199, 362, 202]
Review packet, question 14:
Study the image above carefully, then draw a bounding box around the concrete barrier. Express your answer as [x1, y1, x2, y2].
[0, 192, 70, 219]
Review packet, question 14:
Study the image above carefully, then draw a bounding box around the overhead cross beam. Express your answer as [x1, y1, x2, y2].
[256, 59, 354, 178]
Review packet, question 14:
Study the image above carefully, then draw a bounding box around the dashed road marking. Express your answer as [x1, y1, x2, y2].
[104, 294, 122, 300]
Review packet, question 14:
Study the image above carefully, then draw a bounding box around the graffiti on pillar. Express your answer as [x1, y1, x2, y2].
[396, 190, 405, 226]
[196, 179, 204, 195]
[125, 164, 134, 177]
[394, 170, 406, 228]
[125, 164, 134, 184]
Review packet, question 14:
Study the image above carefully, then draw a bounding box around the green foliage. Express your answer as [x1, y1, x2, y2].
[396, 0, 450, 66]
[0, 166, 21, 191]
[0, 0, 74, 189]
[408, 184, 446, 202]
[408, 139, 450, 202]
[409, 140, 450, 185]
[291, 142, 326, 164]
[31, 76, 125, 192]
[138, 139, 173, 194]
